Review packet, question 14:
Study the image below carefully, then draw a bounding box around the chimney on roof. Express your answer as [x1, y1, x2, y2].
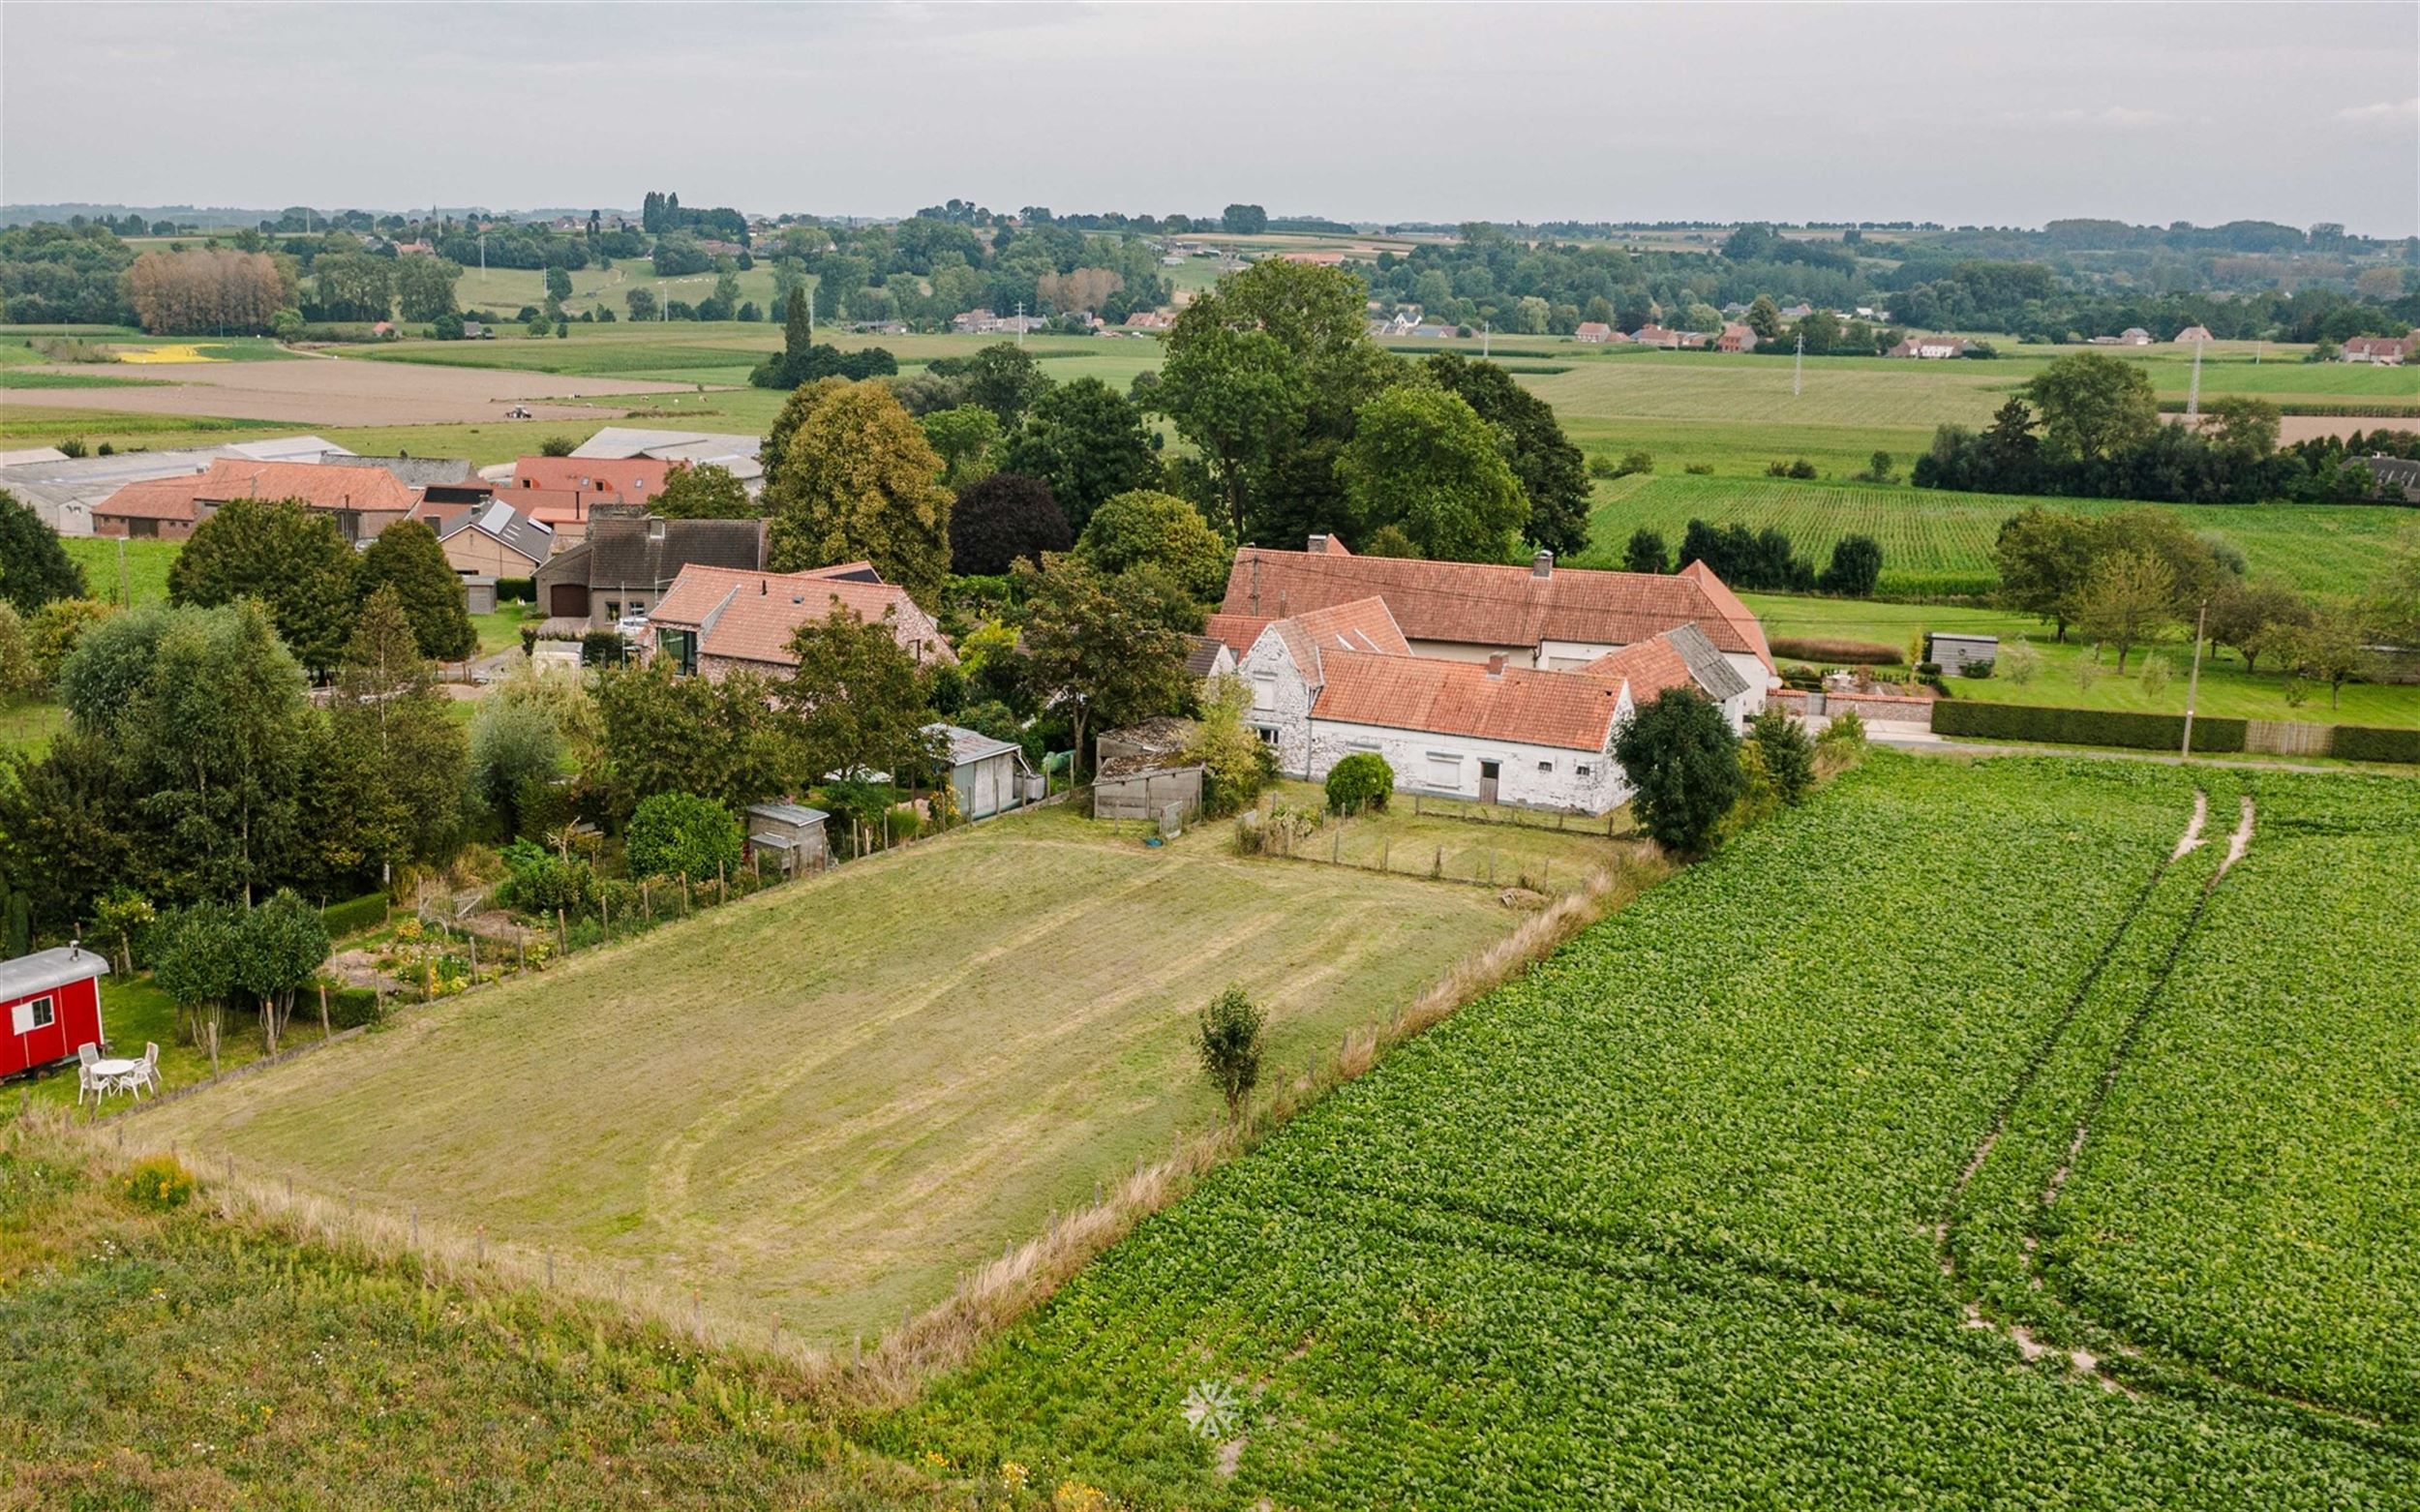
[1532, 549, 1554, 579]
[1485, 652, 1507, 679]
[1307, 533, 1328, 555]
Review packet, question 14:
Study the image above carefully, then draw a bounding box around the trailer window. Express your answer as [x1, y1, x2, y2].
[12, 995, 53, 1035]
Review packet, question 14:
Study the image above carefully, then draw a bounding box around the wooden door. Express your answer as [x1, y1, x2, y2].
[1478, 760, 1500, 803]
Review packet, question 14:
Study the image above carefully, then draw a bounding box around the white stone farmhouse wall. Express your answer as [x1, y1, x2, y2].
[1306, 714, 1632, 814]
[1238, 630, 1320, 775]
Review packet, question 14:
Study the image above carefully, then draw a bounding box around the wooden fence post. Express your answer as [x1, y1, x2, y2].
[1380, 838, 1389, 874]
[1432, 844, 1442, 880]
[557, 909, 567, 953]
[318, 983, 331, 1041]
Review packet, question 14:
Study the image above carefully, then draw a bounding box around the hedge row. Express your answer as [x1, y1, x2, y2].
[2331, 724, 2420, 765]
[1771, 637, 1902, 666]
[1929, 701, 2248, 753]
[1932, 702, 2420, 765]
[496, 578, 536, 604]
[320, 892, 390, 939]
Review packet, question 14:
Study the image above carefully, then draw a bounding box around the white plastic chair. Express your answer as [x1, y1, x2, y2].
[133, 1043, 162, 1097]
[76, 1043, 102, 1107]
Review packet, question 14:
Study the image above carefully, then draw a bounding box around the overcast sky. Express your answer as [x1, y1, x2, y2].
[5, 3, 2415, 234]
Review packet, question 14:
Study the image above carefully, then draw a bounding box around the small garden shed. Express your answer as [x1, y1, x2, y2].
[2, 943, 110, 1079]
[1927, 633, 1999, 675]
[745, 802, 832, 877]
[926, 724, 1036, 821]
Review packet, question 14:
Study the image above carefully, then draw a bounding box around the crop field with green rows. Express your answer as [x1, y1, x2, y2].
[1576, 472, 2414, 599]
[881, 755, 2418, 1508]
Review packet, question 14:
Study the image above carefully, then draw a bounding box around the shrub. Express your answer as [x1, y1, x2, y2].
[1770, 638, 1900, 666]
[1819, 707, 1866, 747]
[325, 986, 384, 1029]
[497, 837, 594, 914]
[1195, 983, 1265, 1123]
[581, 629, 626, 665]
[1999, 637, 2042, 685]
[883, 805, 924, 845]
[539, 436, 577, 458]
[1748, 707, 1816, 805]
[1586, 453, 1618, 479]
[320, 892, 389, 938]
[1684, 462, 1715, 475]
[1958, 658, 1996, 679]
[1617, 449, 1654, 477]
[625, 792, 742, 881]
[1324, 752, 1394, 814]
[122, 1155, 196, 1211]
[495, 577, 535, 604]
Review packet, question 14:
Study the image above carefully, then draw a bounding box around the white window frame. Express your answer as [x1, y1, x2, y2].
[12, 995, 54, 1036]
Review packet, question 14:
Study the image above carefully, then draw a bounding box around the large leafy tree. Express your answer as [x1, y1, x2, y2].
[1156, 259, 1403, 543]
[764, 380, 953, 605]
[950, 472, 1071, 576]
[2072, 549, 2177, 673]
[322, 587, 467, 888]
[357, 518, 476, 662]
[229, 888, 329, 1053]
[919, 405, 1002, 489]
[1990, 506, 2096, 642]
[1337, 384, 1527, 563]
[0, 490, 87, 614]
[1613, 687, 1743, 856]
[1001, 377, 1158, 535]
[119, 602, 314, 905]
[1013, 555, 1196, 781]
[595, 660, 795, 816]
[169, 497, 359, 674]
[1076, 490, 1230, 601]
[1422, 352, 1590, 558]
[2025, 351, 2161, 463]
[777, 606, 945, 788]
[654, 462, 758, 520]
[957, 342, 1054, 427]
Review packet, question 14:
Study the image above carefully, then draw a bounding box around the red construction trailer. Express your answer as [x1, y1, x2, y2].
[2, 943, 110, 1078]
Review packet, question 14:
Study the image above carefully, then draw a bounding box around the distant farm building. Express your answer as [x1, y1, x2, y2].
[533, 513, 768, 627]
[2173, 325, 2215, 345]
[647, 562, 953, 680]
[1717, 323, 1758, 352]
[1887, 335, 1972, 359]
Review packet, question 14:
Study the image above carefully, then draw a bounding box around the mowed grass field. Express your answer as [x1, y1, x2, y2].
[1742, 591, 2420, 728]
[1578, 471, 2417, 601]
[59, 535, 179, 608]
[884, 755, 2420, 1507]
[136, 807, 1528, 1345]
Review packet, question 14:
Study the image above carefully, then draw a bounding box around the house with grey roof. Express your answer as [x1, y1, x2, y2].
[531, 511, 770, 627]
[434, 499, 555, 580]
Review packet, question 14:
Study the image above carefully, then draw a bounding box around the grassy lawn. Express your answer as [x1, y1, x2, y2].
[0, 403, 288, 450]
[0, 701, 66, 754]
[134, 808, 1536, 1345]
[1745, 591, 2420, 727]
[1580, 471, 2418, 601]
[469, 604, 538, 657]
[59, 535, 178, 609]
[1236, 779, 1633, 892]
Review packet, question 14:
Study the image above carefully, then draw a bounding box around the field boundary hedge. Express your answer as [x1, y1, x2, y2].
[1930, 702, 2419, 764]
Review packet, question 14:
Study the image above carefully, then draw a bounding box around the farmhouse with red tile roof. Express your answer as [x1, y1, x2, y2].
[91, 457, 421, 542]
[1225, 575, 1759, 814]
[646, 563, 953, 680]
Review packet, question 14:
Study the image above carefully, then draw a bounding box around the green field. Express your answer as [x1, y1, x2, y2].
[135, 805, 1555, 1346]
[1743, 591, 2420, 727]
[59, 535, 179, 608]
[1581, 471, 2417, 601]
[884, 754, 2418, 1506]
[0, 701, 66, 753]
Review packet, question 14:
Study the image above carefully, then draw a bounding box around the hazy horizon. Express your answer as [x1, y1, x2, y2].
[3, 3, 2415, 236]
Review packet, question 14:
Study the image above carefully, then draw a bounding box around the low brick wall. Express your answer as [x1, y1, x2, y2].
[1775, 690, 1935, 725]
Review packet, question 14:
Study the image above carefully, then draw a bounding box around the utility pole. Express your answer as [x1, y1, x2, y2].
[2186, 337, 2205, 421]
[1792, 330, 1804, 396]
[1015, 300, 1026, 347]
[2180, 600, 2209, 758]
[1481, 320, 1490, 358]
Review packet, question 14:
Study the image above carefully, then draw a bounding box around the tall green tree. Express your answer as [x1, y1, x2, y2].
[1745, 294, 1782, 341]
[230, 889, 329, 1053]
[624, 792, 743, 882]
[764, 380, 953, 605]
[169, 497, 359, 674]
[959, 342, 1054, 426]
[1613, 687, 1743, 856]
[2025, 351, 2161, 463]
[1013, 556, 1195, 781]
[1990, 506, 2096, 642]
[950, 473, 1070, 577]
[1195, 983, 1265, 1123]
[777, 606, 945, 787]
[654, 463, 758, 520]
[2073, 550, 2177, 673]
[1001, 377, 1158, 534]
[595, 661, 795, 815]
[1156, 259, 1402, 543]
[919, 405, 1002, 489]
[1422, 351, 1590, 558]
[324, 586, 467, 889]
[1076, 490, 1230, 601]
[0, 490, 87, 613]
[1623, 528, 1669, 575]
[357, 518, 475, 662]
[120, 602, 314, 905]
[1337, 384, 1527, 562]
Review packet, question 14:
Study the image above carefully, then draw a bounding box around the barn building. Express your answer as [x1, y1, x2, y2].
[3, 944, 111, 1079]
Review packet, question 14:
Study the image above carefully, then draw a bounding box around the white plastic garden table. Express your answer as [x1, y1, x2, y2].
[90, 1058, 140, 1099]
